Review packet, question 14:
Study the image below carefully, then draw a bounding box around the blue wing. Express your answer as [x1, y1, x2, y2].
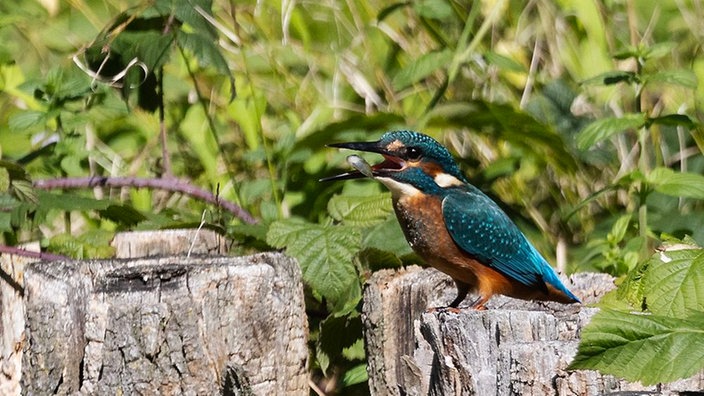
[441, 186, 553, 291]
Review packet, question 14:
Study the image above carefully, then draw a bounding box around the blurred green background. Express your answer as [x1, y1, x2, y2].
[1, 0, 703, 392]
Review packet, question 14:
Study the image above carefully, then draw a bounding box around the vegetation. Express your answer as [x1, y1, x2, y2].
[1, 0, 703, 392]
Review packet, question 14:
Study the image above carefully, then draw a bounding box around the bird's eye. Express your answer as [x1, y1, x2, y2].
[406, 147, 422, 161]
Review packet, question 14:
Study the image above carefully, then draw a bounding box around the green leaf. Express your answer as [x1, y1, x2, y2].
[8, 111, 45, 131]
[484, 52, 526, 73]
[569, 309, 704, 385]
[649, 114, 697, 128]
[266, 220, 360, 305]
[644, 248, 704, 317]
[413, 0, 453, 20]
[643, 42, 676, 60]
[327, 193, 393, 227]
[342, 363, 368, 386]
[317, 313, 363, 375]
[0, 167, 9, 192]
[647, 167, 704, 199]
[645, 70, 697, 89]
[576, 114, 645, 150]
[37, 191, 111, 211]
[392, 49, 452, 90]
[607, 214, 631, 244]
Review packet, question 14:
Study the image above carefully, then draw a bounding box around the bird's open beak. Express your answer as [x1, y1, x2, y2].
[320, 140, 405, 182]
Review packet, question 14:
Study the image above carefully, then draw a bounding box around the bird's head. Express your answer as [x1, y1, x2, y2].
[322, 130, 468, 196]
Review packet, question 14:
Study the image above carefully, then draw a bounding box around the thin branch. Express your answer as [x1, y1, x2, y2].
[33, 176, 258, 224]
[0, 245, 68, 262]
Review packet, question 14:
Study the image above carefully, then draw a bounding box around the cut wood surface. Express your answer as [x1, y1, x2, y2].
[363, 266, 704, 395]
[21, 252, 308, 395]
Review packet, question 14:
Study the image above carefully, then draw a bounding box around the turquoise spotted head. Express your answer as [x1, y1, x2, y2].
[322, 131, 468, 196]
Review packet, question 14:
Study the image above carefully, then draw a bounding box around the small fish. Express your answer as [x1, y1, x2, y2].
[347, 154, 374, 178]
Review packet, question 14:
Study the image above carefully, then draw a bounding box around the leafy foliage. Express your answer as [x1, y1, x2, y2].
[2, 0, 704, 391]
[571, 243, 704, 384]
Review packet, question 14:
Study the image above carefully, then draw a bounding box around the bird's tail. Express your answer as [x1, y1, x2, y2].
[542, 265, 581, 303]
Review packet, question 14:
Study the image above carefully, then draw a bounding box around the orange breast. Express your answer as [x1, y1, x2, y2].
[393, 193, 529, 300]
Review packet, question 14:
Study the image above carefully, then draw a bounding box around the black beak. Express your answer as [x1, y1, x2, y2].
[321, 140, 405, 182]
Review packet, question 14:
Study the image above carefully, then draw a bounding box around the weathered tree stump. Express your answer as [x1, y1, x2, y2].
[0, 230, 309, 395]
[22, 253, 308, 395]
[111, 229, 229, 258]
[363, 266, 704, 395]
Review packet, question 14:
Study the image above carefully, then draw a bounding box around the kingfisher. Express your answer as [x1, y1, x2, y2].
[322, 130, 580, 310]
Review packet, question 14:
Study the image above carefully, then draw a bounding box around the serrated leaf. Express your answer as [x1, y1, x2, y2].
[266, 220, 360, 305]
[569, 309, 704, 385]
[576, 114, 645, 150]
[392, 49, 452, 90]
[327, 193, 393, 227]
[646, 70, 697, 89]
[362, 216, 413, 256]
[644, 249, 704, 317]
[647, 167, 704, 199]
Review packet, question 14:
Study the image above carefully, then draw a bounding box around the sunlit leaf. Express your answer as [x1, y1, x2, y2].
[644, 248, 704, 317]
[569, 309, 704, 386]
[327, 193, 393, 227]
[266, 220, 360, 305]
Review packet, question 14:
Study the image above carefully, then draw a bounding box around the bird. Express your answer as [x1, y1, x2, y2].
[322, 130, 580, 310]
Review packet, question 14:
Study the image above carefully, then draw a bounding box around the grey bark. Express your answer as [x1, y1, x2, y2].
[363, 266, 704, 396]
[10, 229, 308, 395]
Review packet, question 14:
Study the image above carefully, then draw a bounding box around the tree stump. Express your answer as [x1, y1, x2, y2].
[15, 231, 308, 395]
[362, 266, 704, 395]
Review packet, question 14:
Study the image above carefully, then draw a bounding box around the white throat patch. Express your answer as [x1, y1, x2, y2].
[377, 177, 421, 198]
[433, 173, 464, 188]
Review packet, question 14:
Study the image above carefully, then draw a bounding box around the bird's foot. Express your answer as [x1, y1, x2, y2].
[426, 306, 462, 314]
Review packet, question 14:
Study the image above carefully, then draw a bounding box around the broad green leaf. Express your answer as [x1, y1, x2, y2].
[99, 204, 147, 227]
[569, 309, 704, 385]
[645, 70, 697, 89]
[362, 217, 413, 256]
[647, 167, 704, 199]
[327, 193, 393, 227]
[266, 220, 360, 305]
[644, 248, 704, 317]
[576, 114, 645, 150]
[392, 49, 452, 90]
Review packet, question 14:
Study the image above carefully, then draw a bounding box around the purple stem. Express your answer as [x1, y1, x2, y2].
[33, 176, 258, 224]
